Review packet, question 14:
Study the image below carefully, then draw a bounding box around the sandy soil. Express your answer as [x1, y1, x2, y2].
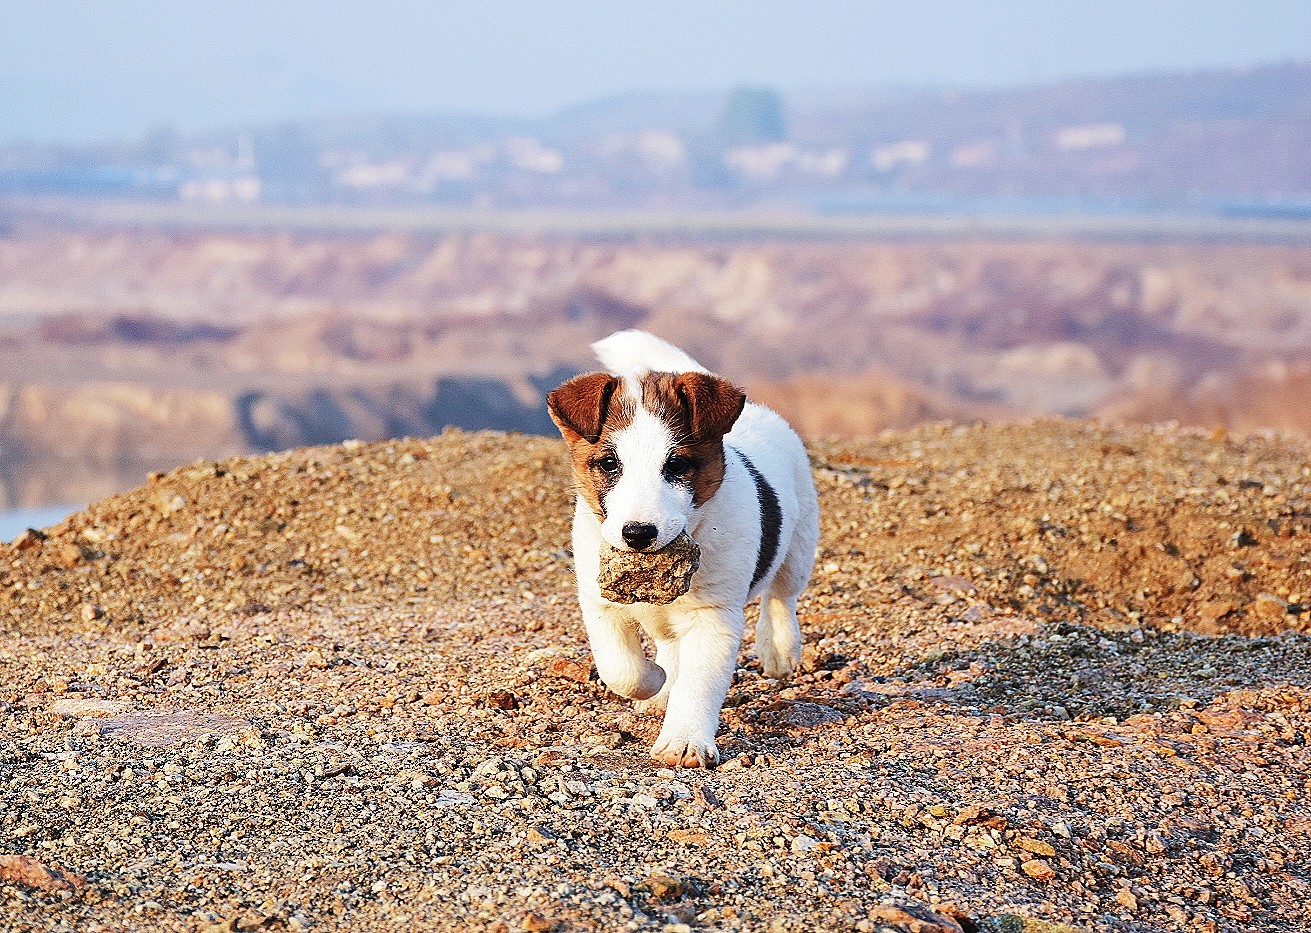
[2, 421, 1309, 932]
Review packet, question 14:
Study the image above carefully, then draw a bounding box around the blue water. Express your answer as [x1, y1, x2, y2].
[0, 505, 82, 543]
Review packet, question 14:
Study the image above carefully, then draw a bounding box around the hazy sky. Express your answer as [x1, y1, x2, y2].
[5, 0, 1311, 142]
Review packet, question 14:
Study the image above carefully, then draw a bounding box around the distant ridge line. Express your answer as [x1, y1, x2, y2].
[9, 197, 1311, 245]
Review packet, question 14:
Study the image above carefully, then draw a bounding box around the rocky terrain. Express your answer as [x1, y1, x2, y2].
[4, 228, 1311, 510]
[2, 420, 1309, 932]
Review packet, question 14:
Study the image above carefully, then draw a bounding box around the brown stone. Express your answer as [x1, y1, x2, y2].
[1017, 837, 1057, 857]
[546, 657, 591, 683]
[13, 528, 44, 551]
[868, 901, 965, 933]
[486, 691, 519, 710]
[644, 872, 683, 900]
[1253, 593, 1289, 620]
[1199, 599, 1237, 622]
[693, 784, 722, 810]
[0, 854, 85, 892]
[1021, 858, 1056, 882]
[597, 532, 700, 604]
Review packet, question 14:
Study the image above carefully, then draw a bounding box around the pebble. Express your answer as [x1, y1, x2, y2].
[1021, 859, 1056, 882]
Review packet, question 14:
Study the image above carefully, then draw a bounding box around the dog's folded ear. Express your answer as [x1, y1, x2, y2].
[547, 373, 620, 444]
[675, 372, 746, 442]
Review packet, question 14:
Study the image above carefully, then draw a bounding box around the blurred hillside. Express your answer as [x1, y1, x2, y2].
[3, 228, 1311, 509]
[2, 61, 1310, 212]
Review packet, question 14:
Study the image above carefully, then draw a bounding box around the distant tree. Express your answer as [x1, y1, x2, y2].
[719, 86, 787, 147]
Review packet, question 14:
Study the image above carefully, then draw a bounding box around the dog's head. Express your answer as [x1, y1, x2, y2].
[548, 370, 745, 551]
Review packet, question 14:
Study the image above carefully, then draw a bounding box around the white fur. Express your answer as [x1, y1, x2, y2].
[593, 329, 709, 375]
[568, 331, 820, 768]
[597, 376, 690, 551]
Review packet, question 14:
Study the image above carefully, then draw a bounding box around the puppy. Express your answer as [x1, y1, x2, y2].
[547, 330, 819, 767]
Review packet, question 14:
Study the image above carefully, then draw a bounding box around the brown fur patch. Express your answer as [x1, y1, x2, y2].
[640, 371, 745, 506]
[547, 373, 635, 518]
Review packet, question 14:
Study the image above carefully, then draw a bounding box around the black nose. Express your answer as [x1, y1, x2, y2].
[621, 522, 659, 550]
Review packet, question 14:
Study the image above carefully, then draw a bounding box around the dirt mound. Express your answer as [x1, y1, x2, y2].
[6, 420, 1307, 640]
[2, 421, 1309, 932]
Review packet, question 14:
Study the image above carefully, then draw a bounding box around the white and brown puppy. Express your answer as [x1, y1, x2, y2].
[547, 330, 819, 768]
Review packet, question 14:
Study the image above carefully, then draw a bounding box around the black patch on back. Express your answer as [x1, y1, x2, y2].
[733, 448, 782, 590]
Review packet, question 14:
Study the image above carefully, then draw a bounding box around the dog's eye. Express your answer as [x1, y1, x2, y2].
[664, 455, 694, 478]
[594, 455, 621, 476]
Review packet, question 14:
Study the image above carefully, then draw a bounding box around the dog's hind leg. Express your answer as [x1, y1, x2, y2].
[756, 511, 818, 681]
[757, 587, 803, 681]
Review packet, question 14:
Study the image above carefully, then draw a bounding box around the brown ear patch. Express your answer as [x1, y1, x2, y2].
[641, 371, 745, 506]
[547, 372, 634, 519]
[547, 373, 620, 444]
[673, 372, 746, 442]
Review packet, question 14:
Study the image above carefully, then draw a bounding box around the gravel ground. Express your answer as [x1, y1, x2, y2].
[2, 421, 1309, 933]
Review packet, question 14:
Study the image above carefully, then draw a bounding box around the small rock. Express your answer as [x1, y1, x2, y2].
[868, 902, 965, 933]
[0, 854, 85, 892]
[597, 533, 700, 605]
[929, 575, 977, 593]
[80, 604, 104, 623]
[486, 691, 519, 710]
[1017, 837, 1056, 857]
[790, 834, 820, 853]
[1145, 831, 1168, 854]
[644, 873, 683, 900]
[13, 528, 45, 551]
[1116, 887, 1139, 911]
[692, 785, 722, 810]
[1199, 599, 1237, 622]
[547, 658, 591, 683]
[521, 912, 555, 932]
[779, 701, 844, 729]
[1021, 858, 1056, 882]
[1253, 593, 1289, 620]
[953, 805, 993, 825]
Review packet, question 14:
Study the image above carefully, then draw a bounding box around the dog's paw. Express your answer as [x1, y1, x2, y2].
[759, 646, 800, 681]
[633, 693, 669, 716]
[651, 732, 719, 769]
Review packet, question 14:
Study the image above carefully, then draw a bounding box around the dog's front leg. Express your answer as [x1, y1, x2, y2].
[579, 597, 666, 700]
[651, 606, 744, 768]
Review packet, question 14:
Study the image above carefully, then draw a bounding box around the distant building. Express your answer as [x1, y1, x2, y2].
[178, 171, 261, 203]
[334, 160, 413, 191]
[724, 143, 798, 180]
[178, 134, 260, 202]
[724, 144, 848, 180]
[1054, 123, 1126, 151]
[872, 140, 930, 171]
[505, 137, 564, 174]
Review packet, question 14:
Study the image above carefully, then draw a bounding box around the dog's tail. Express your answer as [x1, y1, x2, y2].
[591, 329, 708, 375]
